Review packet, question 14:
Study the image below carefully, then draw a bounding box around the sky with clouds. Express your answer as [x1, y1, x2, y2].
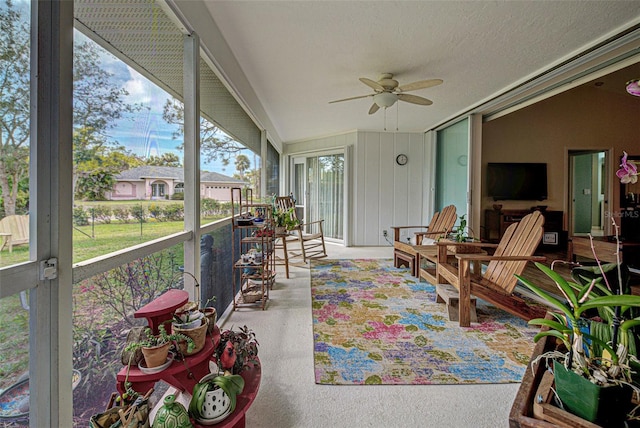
[77, 31, 255, 176]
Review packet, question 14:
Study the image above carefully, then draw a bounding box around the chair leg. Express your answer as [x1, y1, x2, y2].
[458, 259, 472, 327]
[281, 236, 290, 279]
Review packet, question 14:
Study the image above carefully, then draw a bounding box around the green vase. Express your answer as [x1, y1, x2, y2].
[152, 394, 193, 428]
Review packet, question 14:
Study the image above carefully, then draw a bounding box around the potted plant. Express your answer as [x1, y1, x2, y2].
[273, 207, 299, 234]
[200, 296, 217, 335]
[172, 309, 204, 330]
[172, 310, 209, 356]
[124, 324, 195, 368]
[443, 214, 480, 253]
[214, 325, 259, 374]
[515, 238, 640, 426]
[188, 372, 245, 423]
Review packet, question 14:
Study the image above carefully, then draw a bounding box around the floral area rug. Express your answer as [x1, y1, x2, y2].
[311, 259, 537, 385]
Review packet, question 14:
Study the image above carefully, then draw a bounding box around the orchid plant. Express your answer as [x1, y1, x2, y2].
[617, 151, 638, 184]
[516, 224, 640, 387]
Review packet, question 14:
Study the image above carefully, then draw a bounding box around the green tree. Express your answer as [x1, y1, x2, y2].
[234, 154, 251, 180]
[0, 0, 30, 216]
[244, 168, 261, 198]
[0, 0, 142, 212]
[71, 40, 143, 199]
[145, 152, 181, 167]
[75, 146, 142, 200]
[162, 99, 245, 167]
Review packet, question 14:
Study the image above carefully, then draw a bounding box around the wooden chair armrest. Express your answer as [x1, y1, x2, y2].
[300, 219, 324, 227]
[391, 225, 427, 241]
[414, 229, 449, 237]
[435, 241, 499, 248]
[391, 225, 428, 231]
[455, 254, 547, 262]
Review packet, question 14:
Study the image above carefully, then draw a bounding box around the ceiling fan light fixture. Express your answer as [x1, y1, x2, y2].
[373, 92, 397, 108]
[626, 79, 640, 97]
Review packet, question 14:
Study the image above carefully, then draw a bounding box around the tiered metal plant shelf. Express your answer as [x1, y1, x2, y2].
[231, 187, 275, 310]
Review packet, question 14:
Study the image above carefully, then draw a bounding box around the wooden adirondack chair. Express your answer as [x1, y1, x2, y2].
[0, 214, 29, 252]
[435, 210, 547, 326]
[391, 205, 457, 277]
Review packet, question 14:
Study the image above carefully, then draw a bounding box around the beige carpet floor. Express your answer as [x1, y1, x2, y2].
[218, 244, 523, 428]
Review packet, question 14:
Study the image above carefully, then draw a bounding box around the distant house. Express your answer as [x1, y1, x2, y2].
[108, 166, 247, 201]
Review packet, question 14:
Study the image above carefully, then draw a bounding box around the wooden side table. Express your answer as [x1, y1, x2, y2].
[570, 236, 640, 267]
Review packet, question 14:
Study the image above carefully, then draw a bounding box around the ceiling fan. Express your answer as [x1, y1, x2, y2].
[329, 73, 443, 114]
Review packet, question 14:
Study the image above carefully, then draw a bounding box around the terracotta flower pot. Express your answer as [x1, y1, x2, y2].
[141, 341, 171, 368]
[201, 307, 217, 335]
[173, 318, 208, 356]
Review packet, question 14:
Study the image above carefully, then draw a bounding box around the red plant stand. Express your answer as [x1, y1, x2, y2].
[115, 289, 261, 428]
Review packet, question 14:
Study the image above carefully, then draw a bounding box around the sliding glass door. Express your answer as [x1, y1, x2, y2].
[435, 118, 470, 218]
[292, 152, 344, 241]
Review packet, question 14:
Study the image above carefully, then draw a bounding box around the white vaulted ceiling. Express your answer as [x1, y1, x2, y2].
[78, 1, 640, 146]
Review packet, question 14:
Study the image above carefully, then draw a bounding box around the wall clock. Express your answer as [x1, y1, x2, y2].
[396, 154, 408, 166]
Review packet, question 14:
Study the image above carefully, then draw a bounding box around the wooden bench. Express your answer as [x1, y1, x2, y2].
[436, 283, 477, 322]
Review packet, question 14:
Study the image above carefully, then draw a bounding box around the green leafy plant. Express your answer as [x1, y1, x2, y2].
[189, 372, 245, 419]
[112, 207, 131, 223]
[273, 207, 299, 230]
[516, 220, 640, 391]
[517, 262, 640, 383]
[452, 214, 474, 242]
[215, 325, 259, 374]
[73, 206, 90, 226]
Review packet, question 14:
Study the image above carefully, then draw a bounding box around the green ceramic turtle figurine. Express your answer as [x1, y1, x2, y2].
[152, 394, 193, 428]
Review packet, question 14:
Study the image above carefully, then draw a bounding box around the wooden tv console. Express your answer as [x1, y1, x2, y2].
[484, 209, 565, 249]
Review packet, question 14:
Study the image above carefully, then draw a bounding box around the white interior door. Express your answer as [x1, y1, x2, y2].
[569, 150, 609, 237]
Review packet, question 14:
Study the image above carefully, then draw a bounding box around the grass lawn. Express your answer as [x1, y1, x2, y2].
[0, 212, 227, 267]
[0, 293, 29, 390]
[0, 205, 228, 391]
[73, 221, 186, 262]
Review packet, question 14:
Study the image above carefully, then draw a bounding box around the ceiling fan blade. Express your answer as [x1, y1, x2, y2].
[359, 77, 385, 92]
[329, 94, 372, 104]
[397, 93, 433, 105]
[368, 103, 380, 115]
[397, 78, 443, 92]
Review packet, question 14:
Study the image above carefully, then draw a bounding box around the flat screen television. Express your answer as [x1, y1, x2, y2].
[486, 162, 548, 201]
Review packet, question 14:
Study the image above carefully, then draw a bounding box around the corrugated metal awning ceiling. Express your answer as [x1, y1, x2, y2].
[73, 0, 261, 154]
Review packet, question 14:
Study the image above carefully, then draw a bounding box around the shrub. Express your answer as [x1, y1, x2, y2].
[148, 203, 163, 221]
[171, 192, 184, 200]
[73, 207, 90, 226]
[113, 207, 131, 223]
[163, 203, 184, 221]
[91, 205, 112, 224]
[201, 198, 219, 217]
[219, 201, 233, 216]
[131, 205, 146, 223]
[78, 249, 180, 326]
